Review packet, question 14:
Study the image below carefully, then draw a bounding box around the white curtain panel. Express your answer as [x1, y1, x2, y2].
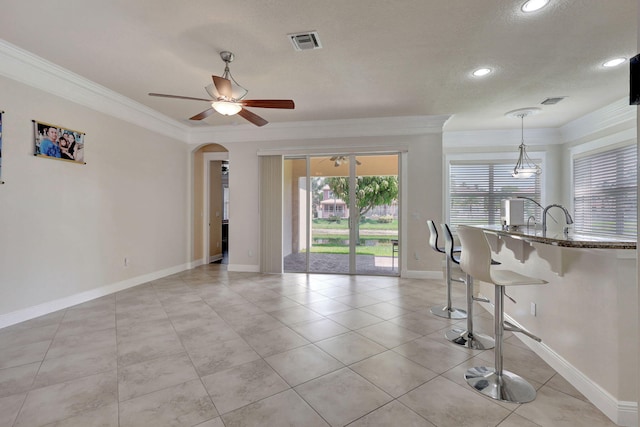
[259, 155, 284, 273]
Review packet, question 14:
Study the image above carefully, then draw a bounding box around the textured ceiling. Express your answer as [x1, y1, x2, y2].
[0, 0, 636, 131]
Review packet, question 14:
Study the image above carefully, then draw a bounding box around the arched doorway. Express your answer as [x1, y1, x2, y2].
[192, 144, 229, 265]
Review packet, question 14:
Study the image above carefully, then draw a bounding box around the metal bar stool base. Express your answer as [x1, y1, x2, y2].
[464, 366, 536, 403]
[445, 328, 495, 350]
[430, 305, 467, 319]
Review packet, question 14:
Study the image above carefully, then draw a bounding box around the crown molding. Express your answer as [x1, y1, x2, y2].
[0, 39, 189, 142]
[0, 42, 452, 144]
[560, 97, 636, 143]
[444, 127, 561, 148]
[187, 115, 452, 145]
[444, 97, 636, 149]
[256, 143, 409, 156]
[1, 38, 632, 148]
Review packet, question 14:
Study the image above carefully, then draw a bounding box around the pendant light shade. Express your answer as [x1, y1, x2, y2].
[506, 108, 542, 179]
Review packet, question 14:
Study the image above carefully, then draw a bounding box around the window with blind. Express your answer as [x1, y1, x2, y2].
[449, 162, 541, 228]
[573, 144, 637, 238]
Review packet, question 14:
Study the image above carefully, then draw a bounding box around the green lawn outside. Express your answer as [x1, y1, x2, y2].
[311, 234, 397, 241]
[312, 218, 398, 230]
[309, 218, 398, 256]
[305, 244, 396, 257]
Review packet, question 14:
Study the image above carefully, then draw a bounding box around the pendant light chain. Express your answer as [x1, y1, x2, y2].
[520, 114, 525, 146]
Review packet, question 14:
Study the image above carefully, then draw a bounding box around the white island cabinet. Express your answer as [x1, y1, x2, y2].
[472, 225, 636, 426]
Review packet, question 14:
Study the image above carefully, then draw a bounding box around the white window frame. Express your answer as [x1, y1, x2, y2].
[569, 129, 637, 238]
[444, 151, 546, 224]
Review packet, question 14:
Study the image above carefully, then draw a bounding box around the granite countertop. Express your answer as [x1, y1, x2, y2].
[474, 225, 637, 249]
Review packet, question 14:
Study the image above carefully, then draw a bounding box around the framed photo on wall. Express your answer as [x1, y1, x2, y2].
[33, 120, 85, 164]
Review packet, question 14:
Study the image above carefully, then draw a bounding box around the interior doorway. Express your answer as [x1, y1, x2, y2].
[202, 151, 229, 265]
[220, 161, 229, 263]
[283, 153, 400, 276]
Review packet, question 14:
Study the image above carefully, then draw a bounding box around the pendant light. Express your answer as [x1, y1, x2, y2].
[506, 108, 542, 178]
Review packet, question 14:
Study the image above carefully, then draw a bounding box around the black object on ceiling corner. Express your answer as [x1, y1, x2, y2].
[630, 53, 640, 105]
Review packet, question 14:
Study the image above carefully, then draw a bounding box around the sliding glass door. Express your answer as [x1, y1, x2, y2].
[283, 153, 399, 276]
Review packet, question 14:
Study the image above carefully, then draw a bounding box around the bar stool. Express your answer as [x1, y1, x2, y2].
[391, 239, 399, 270]
[427, 220, 466, 320]
[441, 223, 494, 350]
[456, 225, 547, 403]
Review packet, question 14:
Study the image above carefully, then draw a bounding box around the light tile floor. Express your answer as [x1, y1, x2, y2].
[0, 264, 618, 426]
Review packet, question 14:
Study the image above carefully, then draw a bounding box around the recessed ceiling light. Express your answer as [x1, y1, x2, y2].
[603, 57, 626, 68]
[472, 68, 492, 77]
[522, 0, 549, 12]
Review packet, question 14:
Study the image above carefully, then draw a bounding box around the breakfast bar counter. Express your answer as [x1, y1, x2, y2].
[458, 224, 637, 425]
[474, 224, 636, 249]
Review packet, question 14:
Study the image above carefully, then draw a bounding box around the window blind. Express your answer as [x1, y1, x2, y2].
[573, 144, 637, 238]
[259, 155, 284, 273]
[449, 162, 541, 228]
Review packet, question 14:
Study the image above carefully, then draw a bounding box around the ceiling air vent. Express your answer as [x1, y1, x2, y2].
[288, 31, 322, 51]
[541, 97, 566, 105]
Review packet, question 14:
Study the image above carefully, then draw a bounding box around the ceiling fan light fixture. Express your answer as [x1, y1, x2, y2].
[212, 101, 242, 116]
[222, 74, 248, 100]
[149, 50, 294, 126]
[603, 57, 626, 68]
[207, 51, 249, 101]
[472, 68, 492, 77]
[522, 0, 549, 13]
[205, 78, 248, 102]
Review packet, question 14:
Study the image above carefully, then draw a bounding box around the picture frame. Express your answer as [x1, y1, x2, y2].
[33, 120, 85, 164]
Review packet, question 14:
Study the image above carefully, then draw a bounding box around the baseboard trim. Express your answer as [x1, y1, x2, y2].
[190, 258, 205, 269]
[208, 254, 223, 264]
[477, 299, 637, 427]
[0, 263, 191, 329]
[403, 270, 442, 280]
[521, 331, 637, 427]
[227, 264, 260, 273]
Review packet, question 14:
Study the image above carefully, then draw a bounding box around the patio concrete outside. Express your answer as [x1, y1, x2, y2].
[283, 252, 399, 275]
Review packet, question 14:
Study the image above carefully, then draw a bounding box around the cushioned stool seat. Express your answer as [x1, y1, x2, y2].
[441, 223, 494, 350]
[456, 225, 547, 404]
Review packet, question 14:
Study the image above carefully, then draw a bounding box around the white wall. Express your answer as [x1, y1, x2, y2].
[226, 142, 262, 271]
[0, 75, 189, 325]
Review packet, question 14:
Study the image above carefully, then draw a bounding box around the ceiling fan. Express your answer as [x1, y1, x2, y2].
[149, 51, 294, 127]
[330, 156, 362, 167]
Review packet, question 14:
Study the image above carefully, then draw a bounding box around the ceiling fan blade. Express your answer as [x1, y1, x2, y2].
[240, 100, 295, 109]
[149, 93, 212, 102]
[212, 76, 232, 99]
[190, 108, 215, 121]
[237, 108, 268, 127]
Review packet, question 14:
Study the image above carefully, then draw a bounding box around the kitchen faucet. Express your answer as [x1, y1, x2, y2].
[516, 196, 557, 225]
[542, 204, 574, 234]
